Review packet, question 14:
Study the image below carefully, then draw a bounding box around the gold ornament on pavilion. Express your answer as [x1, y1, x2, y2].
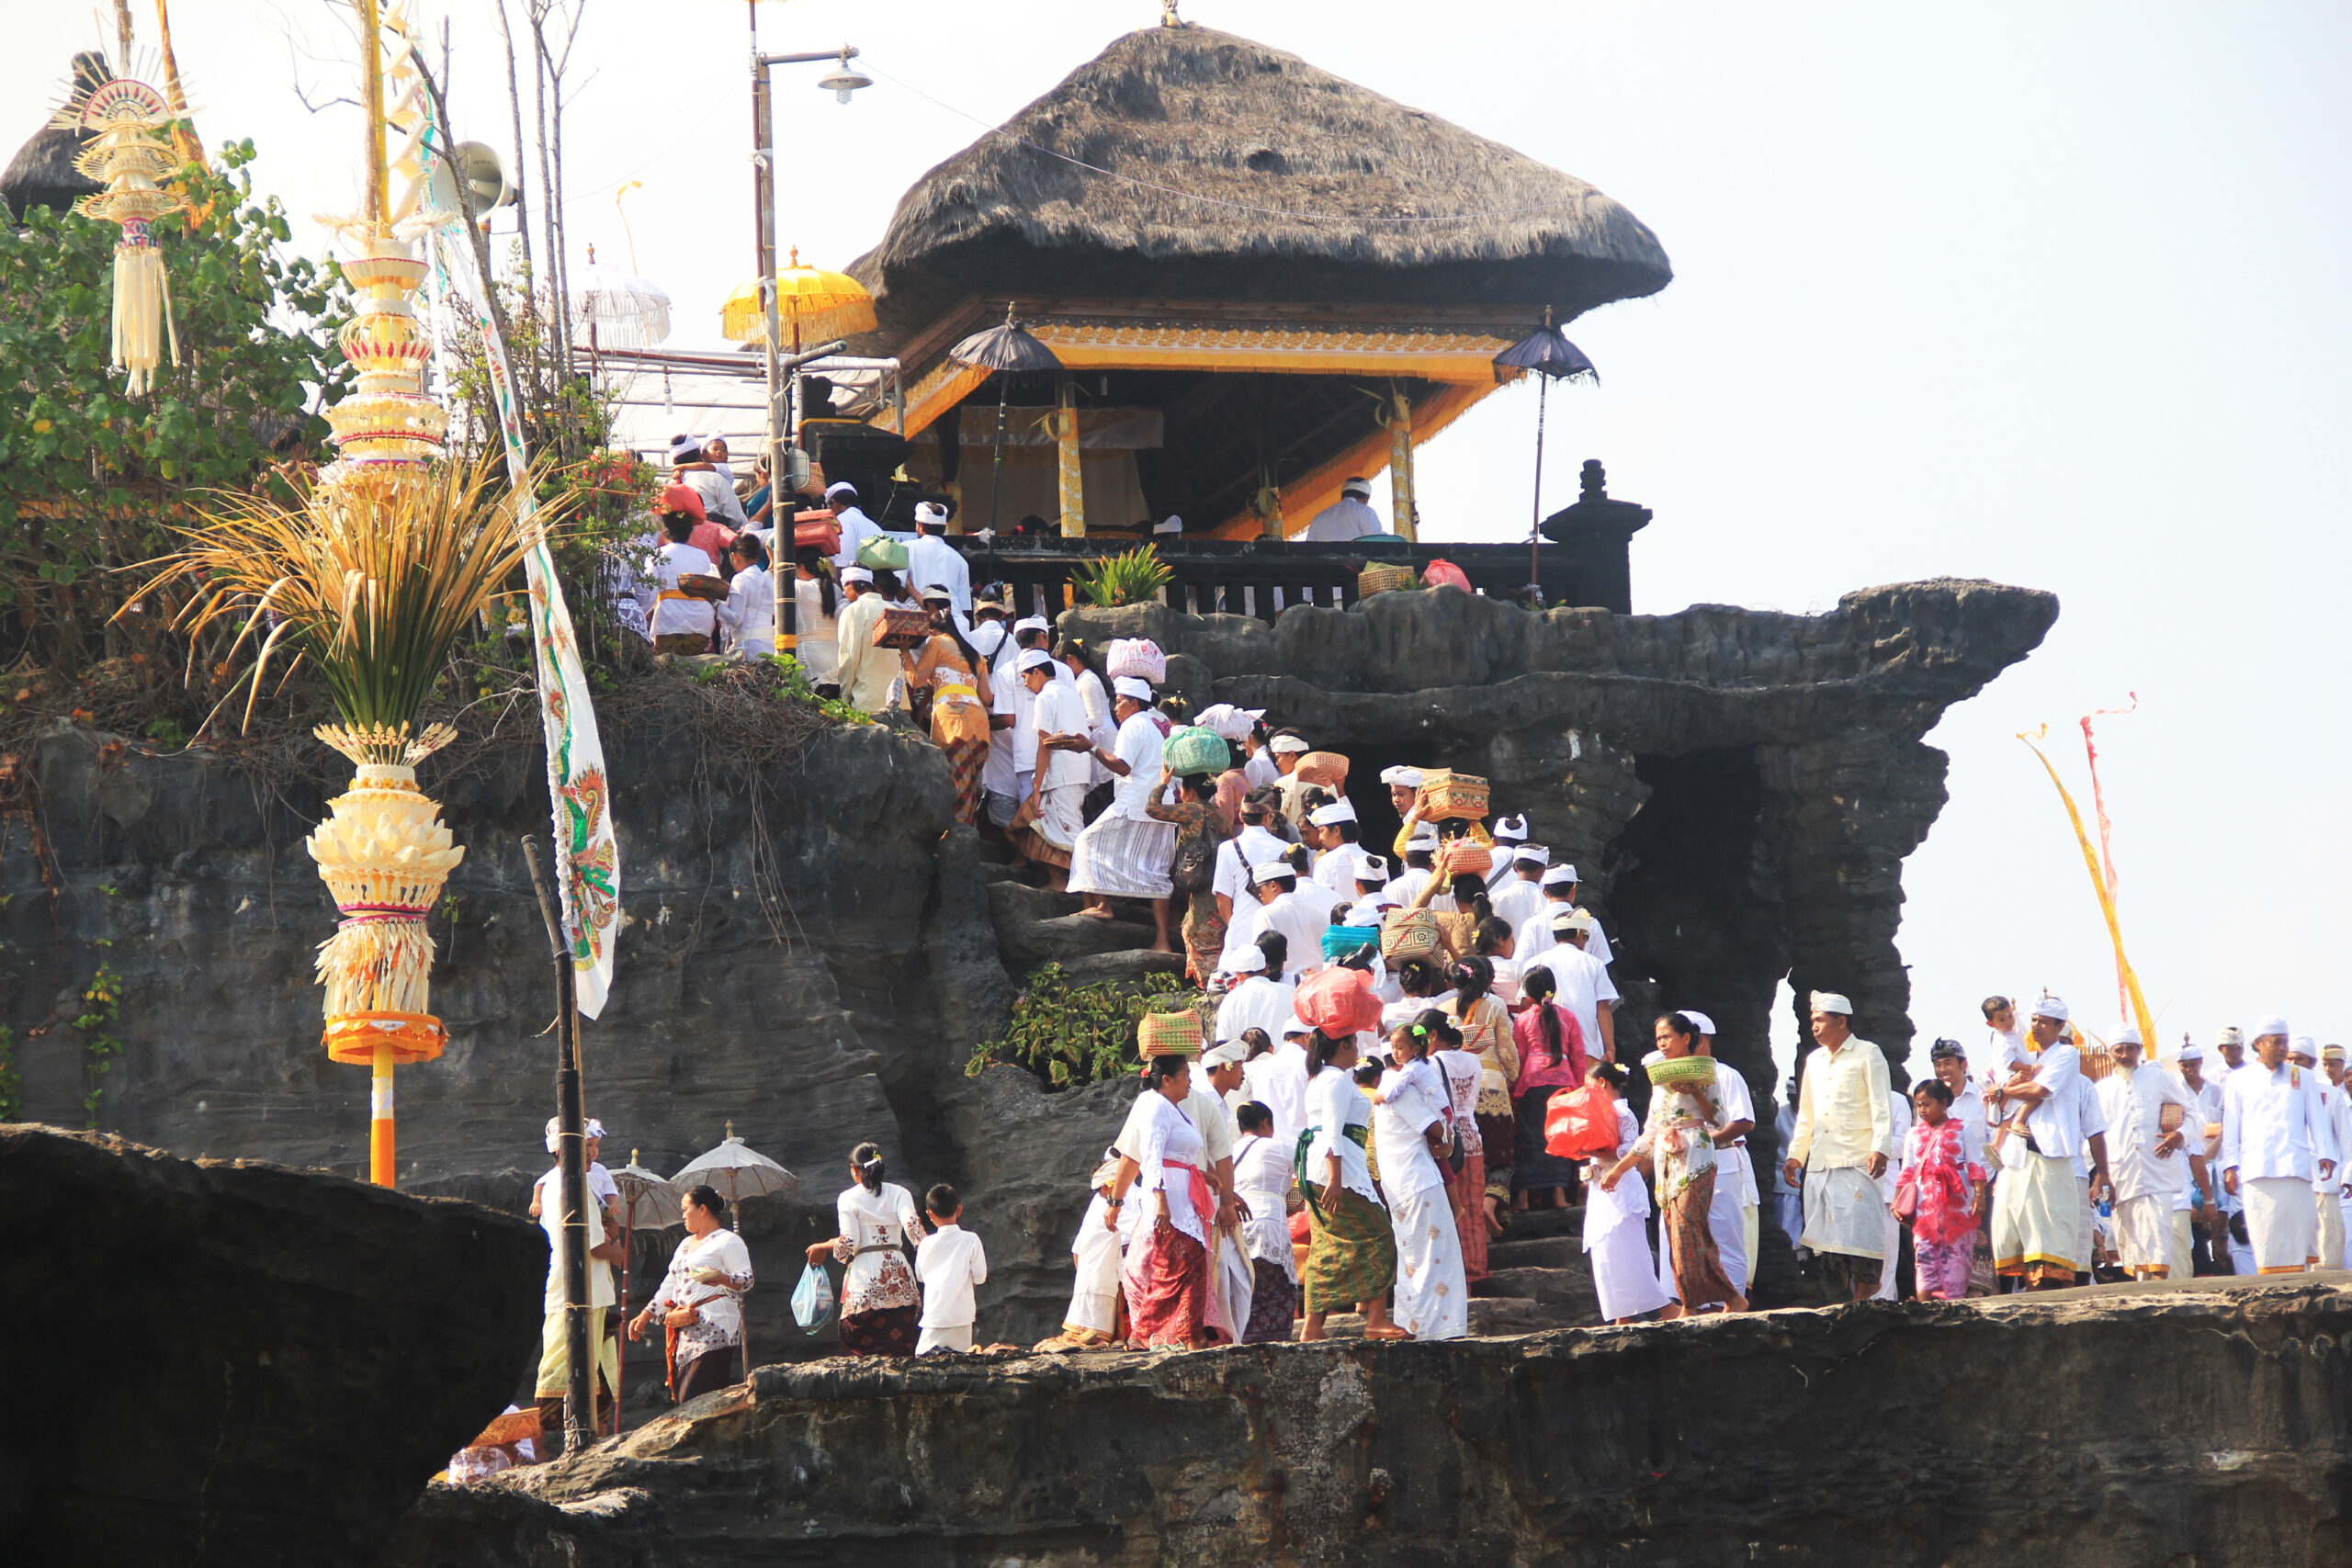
[56, 75, 189, 394]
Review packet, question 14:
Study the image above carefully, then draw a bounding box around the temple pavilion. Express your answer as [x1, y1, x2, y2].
[841, 22, 1671, 540]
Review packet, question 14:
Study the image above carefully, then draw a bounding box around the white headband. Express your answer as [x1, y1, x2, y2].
[2255, 1014, 2290, 1041]
[1811, 990, 1854, 1016]
[1013, 615, 1051, 634]
[1379, 765, 1423, 787]
[1252, 862, 1295, 886]
[1540, 865, 1577, 886]
[1113, 676, 1153, 701]
[823, 480, 856, 499]
[1309, 801, 1357, 827]
[1493, 813, 1528, 840]
[1513, 846, 1550, 867]
[2032, 996, 2069, 1022]
[1353, 853, 1389, 881]
[1200, 1041, 1248, 1068]
[840, 565, 874, 585]
[1269, 735, 1310, 755]
[545, 1116, 606, 1154]
[1017, 649, 1056, 672]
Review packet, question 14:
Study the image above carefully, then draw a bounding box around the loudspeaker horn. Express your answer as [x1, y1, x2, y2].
[453, 141, 516, 212]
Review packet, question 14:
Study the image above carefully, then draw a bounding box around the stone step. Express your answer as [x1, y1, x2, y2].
[1494, 1204, 1584, 1243]
[1472, 1264, 1600, 1319]
[1309, 1294, 1576, 1340]
[1487, 1234, 1587, 1271]
[1054, 949, 1189, 987]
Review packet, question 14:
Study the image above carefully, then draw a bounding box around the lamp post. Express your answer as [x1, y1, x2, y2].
[747, 1, 866, 661]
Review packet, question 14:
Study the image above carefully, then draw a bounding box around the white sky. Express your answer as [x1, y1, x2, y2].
[14, 2, 2349, 1082]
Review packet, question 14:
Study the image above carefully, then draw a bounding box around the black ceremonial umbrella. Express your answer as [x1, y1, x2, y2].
[1493, 311, 1598, 599]
[950, 303, 1064, 535]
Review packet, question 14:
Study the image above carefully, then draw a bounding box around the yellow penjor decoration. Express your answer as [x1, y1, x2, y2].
[2018, 727, 2163, 1064]
[58, 75, 188, 394]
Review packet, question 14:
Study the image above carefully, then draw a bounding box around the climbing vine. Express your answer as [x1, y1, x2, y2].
[74, 961, 123, 1129]
[967, 963, 1208, 1089]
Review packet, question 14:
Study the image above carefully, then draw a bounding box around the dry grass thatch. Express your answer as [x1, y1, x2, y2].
[851, 25, 1671, 347]
[2, 51, 109, 219]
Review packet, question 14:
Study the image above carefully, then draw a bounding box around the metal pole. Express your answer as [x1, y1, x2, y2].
[1528, 373, 1547, 600]
[751, 6, 795, 661]
[522, 835, 593, 1455]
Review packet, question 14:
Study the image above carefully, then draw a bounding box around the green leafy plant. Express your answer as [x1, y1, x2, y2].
[757, 653, 874, 727]
[1070, 544, 1174, 609]
[967, 963, 1208, 1089]
[74, 961, 123, 1128]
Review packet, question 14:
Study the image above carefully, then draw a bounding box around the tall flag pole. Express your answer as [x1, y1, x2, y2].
[2018, 726, 2162, 1064]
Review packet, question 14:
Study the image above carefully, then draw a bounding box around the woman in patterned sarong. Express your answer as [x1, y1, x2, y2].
[1297, 1029, 1405, 1340]
[903, 592, 993, 826]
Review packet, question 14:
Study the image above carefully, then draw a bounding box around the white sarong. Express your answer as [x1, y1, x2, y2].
[1069, 813, 1177, 899]
[1388, 1183, 1468, 1340]
[2113, 1192, 2172, 1279]
[1801, 1165, 1885, 1260]
[2318, 1188, 2346, 1270]
[1065, 1213, 1124, 1335]
[2244, 1175, 2317, 1274]
[1585, 1169, 1673, 1322]
[1993, 1152, 2083, 1279]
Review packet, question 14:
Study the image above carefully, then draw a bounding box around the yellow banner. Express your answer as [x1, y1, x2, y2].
[2019, 730, 2161, 1063]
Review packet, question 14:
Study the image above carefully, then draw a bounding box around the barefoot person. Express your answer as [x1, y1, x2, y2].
[805, 1144, 927, 1356]
[1298, 1026, 1404, 1341]
[1066, 676, 1176, 953]
[1783, 991, 1895, 1303]
[1603, 1015, 1747, 1314]
[628, 1184, 752, 1403]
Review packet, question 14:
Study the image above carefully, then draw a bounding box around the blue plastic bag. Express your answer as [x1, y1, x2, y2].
[791, 1262, 835, 1332]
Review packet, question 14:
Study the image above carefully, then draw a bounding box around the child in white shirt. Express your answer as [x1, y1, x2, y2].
[913, 1183, 989, 1354]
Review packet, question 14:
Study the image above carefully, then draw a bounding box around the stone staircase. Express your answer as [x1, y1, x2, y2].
[1314, 1202, 1606, 1339]
[979, 834, 1186, 987]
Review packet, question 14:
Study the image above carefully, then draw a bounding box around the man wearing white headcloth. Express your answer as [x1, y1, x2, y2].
[1989, 996, 2112, 1290]
[1387, 827, 1441, 911]
[2291, 1038, 2346, 1269]
[1022, 650, 1091, 886]
[2325, 1045, 2352, 1260]
[1067, 676, 1179, 951]
[1243, 1016, 1315, 1151]
[1226, 861, 1325, 981]
[1266, 733, 1320, 829]
[528, 1116, 624, 1437]
[2170, 1039, 2227, 1274]
[820, 479, 882, 570]
[1216, 934, 1297, 1048]
[1783, 991, 1894, 1303]
[2095, 1026, 2208, 1280]
[1343, 854, 1396, 929]
[1300, 475, 1382, 542]
[1514, 863, 1612, 971]
[902, 502, 970, 615]
[1306, 799, 1364, 896]
[1487, 815, 1530, 892]
[1380, 765, 1424, 829]
[671, 435, 747, 531]
[1489, 847, 1550, 938]
[831, 566, 898, 714]
[1517, 908, 1618, 1064]
[2221, 1017, 2338, 1274]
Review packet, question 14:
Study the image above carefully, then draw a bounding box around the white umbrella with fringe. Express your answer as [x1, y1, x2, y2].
[672, 1124, 798, 1372]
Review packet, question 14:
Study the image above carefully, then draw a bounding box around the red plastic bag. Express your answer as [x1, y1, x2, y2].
[1294, 966, 1382, 1039]
[1544, 1082, 1622, 1162]
[1421, 558, 1472, 592]
[1288, 1208, 1312, 1244]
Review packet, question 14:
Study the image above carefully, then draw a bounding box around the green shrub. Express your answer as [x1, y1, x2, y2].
[967, 963, 1206, 1089]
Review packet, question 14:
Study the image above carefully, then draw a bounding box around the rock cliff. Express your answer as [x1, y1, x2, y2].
[390, 1276, 2352, 1568]
[0, 581, 2052, 1345]
[0, 1123, 544, 1568]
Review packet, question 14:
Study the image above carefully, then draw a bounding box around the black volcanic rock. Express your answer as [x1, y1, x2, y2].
[0, 1124, 543, 1568]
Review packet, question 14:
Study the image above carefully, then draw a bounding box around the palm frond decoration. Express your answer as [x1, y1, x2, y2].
[121, 456, 572, 760]
[1070, 544, 1174, 609]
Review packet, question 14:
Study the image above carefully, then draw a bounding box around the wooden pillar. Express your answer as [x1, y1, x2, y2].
[1056, 380, 1085, 537]
[1388, 381, 1417, 542]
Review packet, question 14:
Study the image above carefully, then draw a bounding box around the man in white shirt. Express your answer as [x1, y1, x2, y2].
[1202, 1040, 1250, 1137]
[1299, 475, 1382, 542]
[2292, 1037, 2346, 1269]
[649, 513, 720, 655]
[1280, 844, 1346, 929]
[2173, 1040, 2229, 1274]
[1342, 855, 1396, 928]
[902, 502, 971, 616]
[1238, 862, 1326, 980]
[2326, 1045, 2352, 1253]
[530, 1118, 625, 1435]
[1783, 991, 1896, 1303]
[912, 1183, 989, 1354]
[1487, 846, 1548, 935]
[1687, 1011, 1760, 1282]
[823, 479, 882, 570]
[1306, 800, 1364, 896]
[2095, 1026, 2209, 1280]
[1485, 814, 1529, 892]
[1990, 996, 2113, 1291]
[1023, 651, 1091, 890]
[1513, 863, 1613, 971]
[2221, 1016, 2339, 1274]
[1517, 908, 1618, 1062]
[1243, 1017, 1314, 1151]
[1386, 829, 1440, 912]
[1215, 941, 1296, 1045]
[670, 434, 746, 531]
[1067, 677, 1177, 950]
[1214, 792, 1291, 929]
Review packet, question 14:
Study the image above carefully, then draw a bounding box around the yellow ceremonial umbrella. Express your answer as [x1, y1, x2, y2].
[720, 247, 877, 352]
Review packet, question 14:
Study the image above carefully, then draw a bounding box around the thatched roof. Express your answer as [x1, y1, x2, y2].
[1, 52, 109, 220]
[850, 25, 1670, 356]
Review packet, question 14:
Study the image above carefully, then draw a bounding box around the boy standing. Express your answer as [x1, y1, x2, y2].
[914, 1183, 989, 1354]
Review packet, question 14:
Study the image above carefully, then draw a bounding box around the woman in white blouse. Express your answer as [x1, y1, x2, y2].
[789, 543, 841, 685]
[1230, 1100, 1297, 1342]
[1298, 1031, 1404, 1341]
[1374, 1021, 1469, 1339]
[715, 535, 777, 658]
[628, 1183, 754, 1403]
[1119, 1056, 1216, 1349]
[803, 1142, 926, 1356]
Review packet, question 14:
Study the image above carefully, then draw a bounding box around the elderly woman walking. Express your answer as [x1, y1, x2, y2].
[806, 1143, 927, 1356]
[629, 1183, 753, 1404]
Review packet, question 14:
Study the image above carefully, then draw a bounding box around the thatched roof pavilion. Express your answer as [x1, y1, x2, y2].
[0, 53, 109, 220]
[845, 23, 1668, 538]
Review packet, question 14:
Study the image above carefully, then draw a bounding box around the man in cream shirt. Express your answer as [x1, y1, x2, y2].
[1782, 991, 1894, 1303]
[2221, 1019, 2337, 1274]
[2096, 1026, 2208, 1280]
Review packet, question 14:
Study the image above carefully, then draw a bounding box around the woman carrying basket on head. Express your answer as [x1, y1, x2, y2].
[903, 588, 995, 826]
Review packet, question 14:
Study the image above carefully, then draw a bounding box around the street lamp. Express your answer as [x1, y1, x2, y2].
[745, 3, 866, 660]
